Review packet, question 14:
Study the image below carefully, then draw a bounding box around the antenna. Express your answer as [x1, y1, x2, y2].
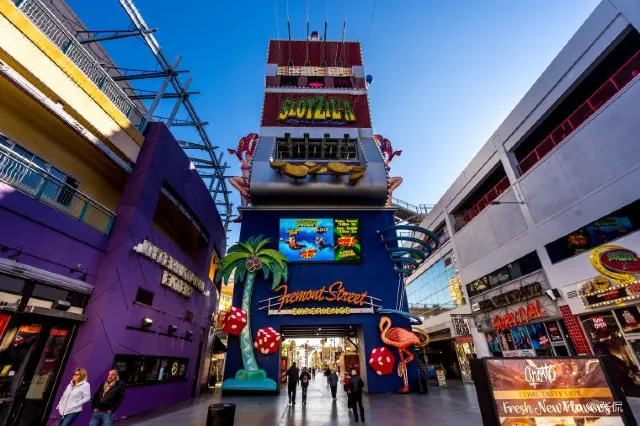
[287, 20, 292, 65]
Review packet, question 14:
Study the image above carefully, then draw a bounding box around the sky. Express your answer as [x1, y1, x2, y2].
[66, 0, 600, 243]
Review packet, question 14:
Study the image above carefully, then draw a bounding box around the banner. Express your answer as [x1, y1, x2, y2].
[485, 358, 627, 425]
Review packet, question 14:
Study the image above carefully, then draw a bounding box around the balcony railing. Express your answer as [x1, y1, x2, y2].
[12, 0, 146, 131]
[0, 145, 115, 234]
[518, 49, 640, 174]
[453, 176, 510, 232]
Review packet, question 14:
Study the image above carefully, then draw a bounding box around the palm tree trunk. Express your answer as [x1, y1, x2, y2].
[240, 272, 259, 371]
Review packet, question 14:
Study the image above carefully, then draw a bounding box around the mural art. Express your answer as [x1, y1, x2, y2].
[373, 134, 403, 206]
[227, 133, 259, 222]
[216, 236, 288, 391]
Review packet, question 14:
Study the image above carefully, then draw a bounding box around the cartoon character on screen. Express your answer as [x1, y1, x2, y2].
[227, 133, 259, 222]
[373, 135, 403, 207]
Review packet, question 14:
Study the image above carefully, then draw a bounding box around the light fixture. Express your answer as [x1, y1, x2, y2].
[141, 317, 154, 328]
[1, 245, 23, 262]
[168, 325, 178, 334]
[52, 300, 71, 311]
[185, 330, 193, 339]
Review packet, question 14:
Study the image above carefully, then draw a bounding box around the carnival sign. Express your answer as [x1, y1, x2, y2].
[475, 282, 543, 313]
[492, 300, 545, 333]
[590, 244, 640, 285]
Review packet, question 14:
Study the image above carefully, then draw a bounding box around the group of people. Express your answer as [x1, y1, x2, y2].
[285, 363, 366, 422]
[55, 368, 125, 426]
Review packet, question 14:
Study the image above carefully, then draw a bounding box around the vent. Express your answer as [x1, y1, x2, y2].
[566, 290, 579, 299]
[444, 257, 453, 268]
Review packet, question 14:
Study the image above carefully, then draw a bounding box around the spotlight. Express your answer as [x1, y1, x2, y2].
[1, 245, 22, 262]
[168, 325, 178, 334]
[141, 317, 154, 328]
[185, 330, 193, 339]
[52, 300, 71, 311]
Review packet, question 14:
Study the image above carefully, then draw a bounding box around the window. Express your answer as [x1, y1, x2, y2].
[113, 354, 189, 386]
[435, 224, 450, 245]
[466, 252, 542, 297]
[334, 77, 352, 89]
[135, 288, 154, 306]
[0, 136, 80, 208]
[31, 284, 87, 308]
[275, 135, 358, 161]
[280, 76, 298, 88]
[545, 199, 640, 263]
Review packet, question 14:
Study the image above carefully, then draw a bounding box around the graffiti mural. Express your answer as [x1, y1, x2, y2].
[373, 135, 403, 207]
[227, 133, 259, 222]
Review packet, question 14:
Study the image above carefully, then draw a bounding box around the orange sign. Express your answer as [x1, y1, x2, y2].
[18, 325, 41, 334]
[273, 281, 368, 311]
[492, 300, 545, 332]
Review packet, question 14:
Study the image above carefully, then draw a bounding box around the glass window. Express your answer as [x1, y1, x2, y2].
[546, 200, 640, 263]
[488, 267, 510, 287]
[113, 354, 189, 386]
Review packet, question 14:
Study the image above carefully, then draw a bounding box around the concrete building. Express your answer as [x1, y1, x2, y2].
[0, 0, 226, 424]
[408, 0, 640, 390]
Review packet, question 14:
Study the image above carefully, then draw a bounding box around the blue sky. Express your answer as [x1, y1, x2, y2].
[67, 0, 599, 240]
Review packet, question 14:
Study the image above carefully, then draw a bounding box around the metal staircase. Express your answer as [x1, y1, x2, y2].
[392, 198, 433, 225]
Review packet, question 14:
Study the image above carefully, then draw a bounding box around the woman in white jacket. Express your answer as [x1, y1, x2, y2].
[56, 368, 91, 425]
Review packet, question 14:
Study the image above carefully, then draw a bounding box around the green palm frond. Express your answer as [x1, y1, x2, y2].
[261, 257, 274, 281]
[215, 250, 250, 285]
[258, 249, 287, 270]
[234, 262, 248, 285]
[253, 236, 271, 253]
[238, 241, 256, 255]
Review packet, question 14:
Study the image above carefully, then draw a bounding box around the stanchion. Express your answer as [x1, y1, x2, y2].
[206, 403, 236, 426]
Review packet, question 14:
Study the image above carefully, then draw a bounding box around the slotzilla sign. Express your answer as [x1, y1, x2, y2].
[133, 240, 206, 297]
[277, 96, 356, 125]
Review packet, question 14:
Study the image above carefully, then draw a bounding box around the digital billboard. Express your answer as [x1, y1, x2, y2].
[278, 218, 361, 263]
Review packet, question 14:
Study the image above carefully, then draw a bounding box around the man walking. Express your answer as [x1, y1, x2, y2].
[311, 367, 315, 379]
[328, 368, 339, 400]
[286, 362, 300, 406]
[348, 369, 365, 422]
[299, 367, 311, 404]
[90, 370, 125, 426]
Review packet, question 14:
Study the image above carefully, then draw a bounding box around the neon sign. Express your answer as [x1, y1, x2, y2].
[273, 281, 368, 311]
[492, 300, 545, 332]
[277, 96, 356, 125]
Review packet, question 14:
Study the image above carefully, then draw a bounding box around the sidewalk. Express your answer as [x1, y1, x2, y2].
[116, 377, 481, 425]
[116, 377, 640, 425]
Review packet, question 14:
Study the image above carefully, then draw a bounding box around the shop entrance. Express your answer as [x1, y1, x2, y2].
[0, 314, 77, 426]
[279, 325, 364, 387]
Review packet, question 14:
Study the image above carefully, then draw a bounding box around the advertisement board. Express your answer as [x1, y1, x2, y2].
[278, 218, 361, 263]
[477, 357, 634, 426]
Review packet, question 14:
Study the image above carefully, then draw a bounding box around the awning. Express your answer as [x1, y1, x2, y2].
[212, 335, 227, 354]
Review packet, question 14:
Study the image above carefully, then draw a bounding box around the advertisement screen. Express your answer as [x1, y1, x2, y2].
[278, 218, 361, 263]
[486, 358, 625, 425]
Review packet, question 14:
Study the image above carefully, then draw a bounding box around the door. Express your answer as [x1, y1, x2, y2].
[0, 319, 74, 426]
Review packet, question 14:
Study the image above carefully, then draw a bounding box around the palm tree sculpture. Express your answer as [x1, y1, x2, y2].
[216, 235, 288, 391]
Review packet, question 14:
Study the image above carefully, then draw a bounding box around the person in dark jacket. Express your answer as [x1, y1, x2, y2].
[286, 363, 300, 406]
[299, 367, 312, 404]
[348, 370, 365, 422]
[90, 370, 125, 426]
[328, 368, 340, 400]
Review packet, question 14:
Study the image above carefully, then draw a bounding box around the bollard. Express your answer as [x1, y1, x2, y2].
[206, 403, 236, 426]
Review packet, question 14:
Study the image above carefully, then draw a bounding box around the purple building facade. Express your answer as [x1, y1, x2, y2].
[0, 122, 224, 425]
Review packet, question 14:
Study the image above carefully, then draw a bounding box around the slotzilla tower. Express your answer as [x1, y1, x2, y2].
[222, 32, 437, 395]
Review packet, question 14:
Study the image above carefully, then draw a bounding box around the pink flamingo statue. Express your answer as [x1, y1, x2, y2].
[379, 316, 420, 393]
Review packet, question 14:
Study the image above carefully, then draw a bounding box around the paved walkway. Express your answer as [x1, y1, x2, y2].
[116, 377, 640, 426]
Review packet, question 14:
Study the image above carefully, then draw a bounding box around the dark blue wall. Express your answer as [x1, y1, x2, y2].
[224, 209, 419, 394]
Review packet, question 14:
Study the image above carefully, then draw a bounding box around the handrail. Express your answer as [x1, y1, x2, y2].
[453, 175, 510, 232]
[12, 0, 146, 131]
[0, 144, 115, 234]
[392, 198, 433, 215]
[518, 49, 640, 174]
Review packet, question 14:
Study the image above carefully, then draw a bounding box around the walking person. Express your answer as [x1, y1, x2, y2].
[348, 369, 366, 422]
[286, 362, 300, 406]
[324, 366, 330, 387]
[342, 372, 352, 412]
[300, 367, 311, 405]
[56, 368, 91, 425]
[90, 370, 125, 426]
[328, 368, 339, 400]
[311, 367, 315, 379]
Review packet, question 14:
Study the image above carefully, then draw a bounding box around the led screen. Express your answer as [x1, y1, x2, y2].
[278, 218, 361, 263]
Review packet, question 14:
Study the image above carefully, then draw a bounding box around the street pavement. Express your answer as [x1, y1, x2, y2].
[116, 376, 640, 425]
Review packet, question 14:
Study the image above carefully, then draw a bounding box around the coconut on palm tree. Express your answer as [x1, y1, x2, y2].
[216, 235, 288, 391]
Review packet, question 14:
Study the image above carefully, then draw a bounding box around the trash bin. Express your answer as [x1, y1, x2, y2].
[206, 403, 236, 426]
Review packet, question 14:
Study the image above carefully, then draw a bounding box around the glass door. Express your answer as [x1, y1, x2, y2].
[0, 323, 43, 425]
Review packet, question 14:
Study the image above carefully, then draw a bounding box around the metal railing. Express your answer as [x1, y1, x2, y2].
[0, 145, 115, 234]
[392, 198, 433, 215]
[453, 176, 510, 232]
[518, 49, 640, 174]
[12, 0, 146, 131]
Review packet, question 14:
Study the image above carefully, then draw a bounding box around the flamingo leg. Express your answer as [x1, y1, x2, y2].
[397, 347, 411, 393]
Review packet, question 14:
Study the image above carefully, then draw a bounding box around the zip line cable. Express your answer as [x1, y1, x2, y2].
[367, 0, 377, 39]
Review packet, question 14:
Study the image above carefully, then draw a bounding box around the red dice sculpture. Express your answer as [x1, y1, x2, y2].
[253, 327, 281, 355]
[221, 306, 247, 336]
[368, 347, 395, 375]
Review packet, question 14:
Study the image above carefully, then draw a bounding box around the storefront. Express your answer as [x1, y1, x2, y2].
[0, 268, 90, 426]
[450, 318, 476, 383]
[471, 270, 573, 359]
[571, 244, 640, 396]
